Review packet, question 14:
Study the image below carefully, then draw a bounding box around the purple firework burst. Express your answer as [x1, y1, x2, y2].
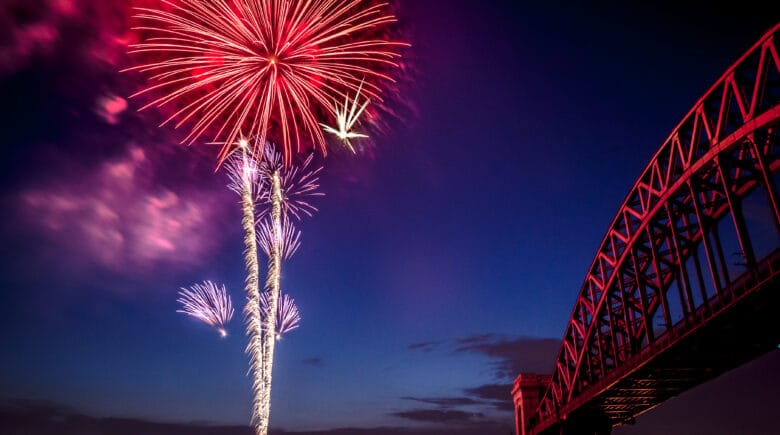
[177, 280, 234, 337]
[258, 145, 324, 221]
[259, 292, 301, 339]
[257, 216, 301, 260]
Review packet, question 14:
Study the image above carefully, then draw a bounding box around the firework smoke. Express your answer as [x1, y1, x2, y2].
[177, 280, 234, 337]
[260, 292, 302, 339]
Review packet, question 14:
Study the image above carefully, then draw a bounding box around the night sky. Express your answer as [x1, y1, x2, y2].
[1, 1, 780, 434]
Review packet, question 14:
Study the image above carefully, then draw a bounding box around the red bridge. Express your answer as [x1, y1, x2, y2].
[513, 22, 780, 435]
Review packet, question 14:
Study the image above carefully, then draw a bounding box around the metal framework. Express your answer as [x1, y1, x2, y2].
[529, 22, 780, 434]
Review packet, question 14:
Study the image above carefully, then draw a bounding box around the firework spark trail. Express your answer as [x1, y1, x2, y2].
[228, 142, 321, 434]
[177, 280, 234, 337]
[259, 292, 302, 339]
[258, 170, 282, 435]
[253, 143, 323, 433]
[225, 150, 266, 427]
[226, 139, 258, 194]
[258, 146, 323, 221]
[255, 144, 323, 432]
[257, 216, 301, 260]
[126, 0, 407, 166]
[126, 2, 405, 433]
[321, 79, 370, 152]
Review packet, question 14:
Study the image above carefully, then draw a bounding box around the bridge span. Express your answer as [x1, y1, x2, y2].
[513, 22, 780, 435]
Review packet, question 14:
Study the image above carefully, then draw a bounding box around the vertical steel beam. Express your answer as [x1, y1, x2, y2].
[617, 271, 636, 357]
[680, 206, 711, 309]
[751, 136, 780, 236]
[711, 224, 732, 288]
[594, 313, 607, 379]
[665, 202, 696, 315]
[630, 249, 655, 344]
[605, 290, 621, 368]
[689, 179, 724, 299]
[645, 226, 673, 331]
[717, 156, 758, 269]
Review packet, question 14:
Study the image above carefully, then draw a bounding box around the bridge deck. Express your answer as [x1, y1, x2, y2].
[541, 249, 780, 433]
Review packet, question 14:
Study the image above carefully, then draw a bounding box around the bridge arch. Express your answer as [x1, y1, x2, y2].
[519, 22, 780, 435]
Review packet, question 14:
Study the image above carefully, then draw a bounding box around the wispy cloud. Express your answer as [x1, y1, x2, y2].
[1, 398, 513, 435]
[453, 334, 559, 379]
[463, 384, 514, 411]
[388, 408, 484, 424]
[407, 341, 441, 352]
[302, 357, 325, 368]
[400, 334, 559, 420]
[400, 397, 481, 408]
[19, 144, 231, 276]
[0, 0, 134, 77]
[398, 382, 514, 415]
[95, 93, 128, 125]
[407, 334, 559, 380]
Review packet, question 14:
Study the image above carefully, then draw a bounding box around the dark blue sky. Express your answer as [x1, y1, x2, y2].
[1, 1, 779, 433]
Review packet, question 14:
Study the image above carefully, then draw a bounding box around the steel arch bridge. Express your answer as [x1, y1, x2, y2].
[512, 22, 780, 435]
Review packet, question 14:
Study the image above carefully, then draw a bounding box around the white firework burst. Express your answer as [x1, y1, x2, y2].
[177, 280, 234, 337]
[321, 79, 370, 153]
[257, 145, 324, 221]
[257, 216, 301, 260]
[259, 292, 302, 339]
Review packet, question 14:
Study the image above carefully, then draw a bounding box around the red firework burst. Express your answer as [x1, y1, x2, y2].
[126, 0, 407, 165]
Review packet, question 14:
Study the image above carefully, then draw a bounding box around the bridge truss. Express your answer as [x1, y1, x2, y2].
[523, 22, 780, 435]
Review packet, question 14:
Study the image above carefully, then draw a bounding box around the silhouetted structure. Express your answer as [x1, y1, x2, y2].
[514, 22, 780, 435]
[512, 374, 550, 435]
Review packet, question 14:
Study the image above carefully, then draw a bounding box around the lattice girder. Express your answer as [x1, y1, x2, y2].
[531, 24, 780, 434]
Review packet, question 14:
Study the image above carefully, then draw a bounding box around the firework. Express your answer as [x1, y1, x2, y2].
[177, 280, 234, 337]
[226, 138, 260, 195]
[257, 166, 283, 435]
[258, 216, 301, 260]
[127, 2, 407, 434]
[258, 145, 324, 221]
[224, 141, 321, 434]
[126, 0, 407, 165]
[321, 79, 370, 153]
[254, 142, 322, 434]
[225, 148, 266, 426]
[260, 292, 302, 339]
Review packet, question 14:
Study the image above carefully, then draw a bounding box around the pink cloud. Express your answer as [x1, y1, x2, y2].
[95, 94, 128, 124]
[0, 20, 58, 75]
[21, 145, 229, 274]
[0, 0, 136, 76]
